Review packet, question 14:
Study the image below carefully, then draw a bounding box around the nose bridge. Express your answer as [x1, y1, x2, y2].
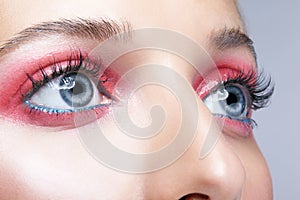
[139, 105, 246, 200]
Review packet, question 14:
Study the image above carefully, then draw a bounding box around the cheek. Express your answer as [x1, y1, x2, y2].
[0, 120, 136, 200]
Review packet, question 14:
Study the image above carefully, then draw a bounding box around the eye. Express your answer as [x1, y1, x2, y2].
[2, 51, 121, 127]
[197, 68, 274, 136]
[24, 71, 112, 113]
[203, 84, 250, 121]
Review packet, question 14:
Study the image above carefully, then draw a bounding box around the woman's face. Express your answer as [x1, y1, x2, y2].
[0, 0, 273, 199]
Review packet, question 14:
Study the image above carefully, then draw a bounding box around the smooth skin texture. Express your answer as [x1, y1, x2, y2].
[0, 0, 272, 199]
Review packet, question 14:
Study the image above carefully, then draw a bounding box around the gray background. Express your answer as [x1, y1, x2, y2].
[239, 1, 299, 199]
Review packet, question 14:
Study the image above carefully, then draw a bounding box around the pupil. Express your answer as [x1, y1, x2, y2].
[71, 82, 84, 95]
[226, 92, 237, 105]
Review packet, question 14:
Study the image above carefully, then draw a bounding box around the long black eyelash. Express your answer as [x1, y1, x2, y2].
[222, 68, 275, 110]
[24, 51, 102, 97]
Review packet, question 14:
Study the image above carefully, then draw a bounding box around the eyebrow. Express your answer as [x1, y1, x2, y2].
[210, 27, 257, 62]
[0, 19, 256, 62]
[0, 18, 132, 56]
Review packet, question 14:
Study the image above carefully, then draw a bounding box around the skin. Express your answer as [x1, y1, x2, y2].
[0, 0, 273, 199]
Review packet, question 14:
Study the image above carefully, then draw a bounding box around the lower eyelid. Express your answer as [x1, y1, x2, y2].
[13, 102, 111, 128]
[213, 115, 254, 138]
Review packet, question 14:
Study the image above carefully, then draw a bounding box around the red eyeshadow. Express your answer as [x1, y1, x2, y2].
[0, 50, 119, 128]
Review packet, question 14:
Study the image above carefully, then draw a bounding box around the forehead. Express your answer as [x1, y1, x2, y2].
[0, 0, 243, 43]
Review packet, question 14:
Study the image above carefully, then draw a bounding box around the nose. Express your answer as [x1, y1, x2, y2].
[113, 55, 246, 199]
[141, 105, 246, 200]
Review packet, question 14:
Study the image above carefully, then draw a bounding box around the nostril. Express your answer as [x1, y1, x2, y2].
[178, 193, 210, 200]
